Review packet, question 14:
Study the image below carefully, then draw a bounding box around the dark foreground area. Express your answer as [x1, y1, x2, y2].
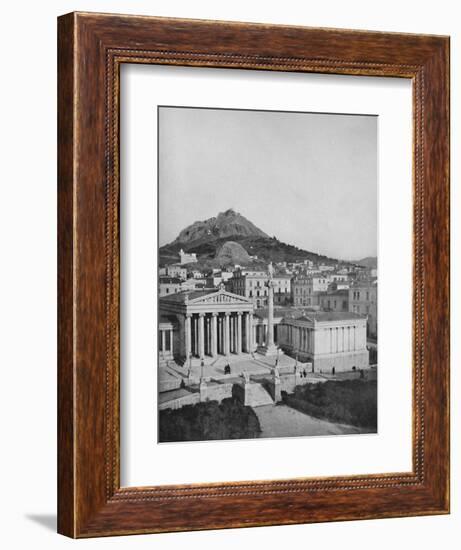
[159, 379, 377, 442]
[282, 379, 377, 431]
[159, 397, 261, 443]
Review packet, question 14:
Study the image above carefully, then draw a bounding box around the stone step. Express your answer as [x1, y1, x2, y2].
[245, 382, 274, 407]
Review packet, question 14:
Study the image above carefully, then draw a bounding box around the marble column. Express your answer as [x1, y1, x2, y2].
[223, 311, 230, 355]
[244, 312, 250, 352]
[211, 313, 218, 357]
[198, 313, 205, 359]
[218, 316, 222, 354]
[185, 314, 191, 359]
[224, 312, 230, 356]
[230, 314, 234, 353]
[161, 330, 166, 356]
[236, 312, 242, 354]
[248, 312, 254, 351]
[193, 315, 197, 356]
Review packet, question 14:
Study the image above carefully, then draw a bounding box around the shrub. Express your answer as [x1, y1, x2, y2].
[283, 380, 377, 429]
[159, 397, 261, 442]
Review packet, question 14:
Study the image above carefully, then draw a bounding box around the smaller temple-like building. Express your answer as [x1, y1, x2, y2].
[277, 311, 369, 374]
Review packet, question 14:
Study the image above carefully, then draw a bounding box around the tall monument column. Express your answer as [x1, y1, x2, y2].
[258, 262, 281, 357]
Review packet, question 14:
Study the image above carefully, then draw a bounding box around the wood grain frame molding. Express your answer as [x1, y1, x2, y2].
[58, 12, 450, 537]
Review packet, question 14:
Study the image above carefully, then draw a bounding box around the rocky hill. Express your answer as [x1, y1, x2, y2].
[171, 208, 268, 245]
[160, 208, 339, 267]
[215, 241, 252, 266]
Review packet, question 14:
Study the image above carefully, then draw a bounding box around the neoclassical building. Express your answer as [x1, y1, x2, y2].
[159, 287, 255, 365]
[277, 311, 369, 373]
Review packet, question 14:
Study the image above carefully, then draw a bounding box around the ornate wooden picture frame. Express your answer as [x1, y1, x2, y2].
[57, 12, 450, 538]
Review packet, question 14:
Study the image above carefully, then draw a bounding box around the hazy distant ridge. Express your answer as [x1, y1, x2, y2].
[354, 257, 377, 269]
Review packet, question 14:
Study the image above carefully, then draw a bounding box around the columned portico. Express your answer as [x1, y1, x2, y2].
[160, 288, 254, 365]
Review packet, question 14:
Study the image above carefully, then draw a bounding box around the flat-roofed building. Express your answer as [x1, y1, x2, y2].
[230, 268, 292, 308]
[349, 281, 377, 338]
[179, 248, 197, 264]
[166, 264, 187, 280]
[292, 275, 329, 307]
[229, 268, 268, 307]
[319, 289, 349, 312]
[277, 311, 369, 373]
[159, 276, 182, 297]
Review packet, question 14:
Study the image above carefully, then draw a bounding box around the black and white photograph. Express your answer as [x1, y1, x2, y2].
[157, 106, 378, 443]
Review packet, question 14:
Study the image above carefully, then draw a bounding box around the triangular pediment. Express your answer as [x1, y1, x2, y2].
[189, 290, 252, 306]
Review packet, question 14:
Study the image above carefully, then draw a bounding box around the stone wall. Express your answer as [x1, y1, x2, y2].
[200, 381, 234, 403]
[159, 377, 181, 393]
[313, 349, 369, 374]
[158, 393, 200, 411]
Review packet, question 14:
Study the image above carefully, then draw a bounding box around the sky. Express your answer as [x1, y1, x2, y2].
[158, 106, 377, 261]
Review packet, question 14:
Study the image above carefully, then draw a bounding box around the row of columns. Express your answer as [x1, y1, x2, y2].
[287, 325, 314, 354]
[327, 326, 357, 354]
[185, 311, 254, 359]
[286, 324, 360, 354]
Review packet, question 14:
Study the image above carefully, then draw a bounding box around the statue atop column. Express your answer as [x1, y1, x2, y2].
[258, 261, 281, 357]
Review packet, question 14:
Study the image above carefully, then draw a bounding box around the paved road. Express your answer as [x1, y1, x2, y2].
[254, 404, 370, 438]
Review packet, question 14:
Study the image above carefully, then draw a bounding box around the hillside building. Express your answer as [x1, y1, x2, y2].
[166, 264, 187, 280]
[179, 248, 197, 264]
